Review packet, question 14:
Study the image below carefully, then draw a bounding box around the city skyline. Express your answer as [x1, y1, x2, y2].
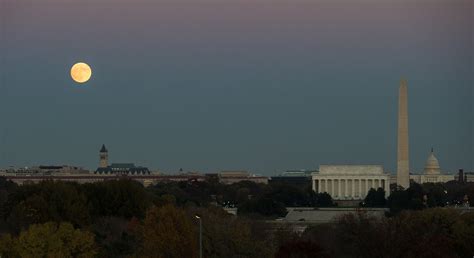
[1, 0, 472, 174]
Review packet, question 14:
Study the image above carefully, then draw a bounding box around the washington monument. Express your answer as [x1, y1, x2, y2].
[397, 79, 410, 188]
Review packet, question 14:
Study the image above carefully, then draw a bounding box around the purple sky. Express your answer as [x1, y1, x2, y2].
[0, 0, 472, 174]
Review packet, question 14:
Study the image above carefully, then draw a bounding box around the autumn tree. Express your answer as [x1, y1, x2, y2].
[139, 205, 198, 258]
[187, 206, 274, 258]
[0, 222, 97, 258]
[3, 181, 90, 231]
[83, 179, 152, 219]
[296, 208, 474, 258]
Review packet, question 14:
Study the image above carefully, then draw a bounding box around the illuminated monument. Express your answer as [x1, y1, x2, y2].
[397, 79, 410, 188]
[410, 148, 454, 183]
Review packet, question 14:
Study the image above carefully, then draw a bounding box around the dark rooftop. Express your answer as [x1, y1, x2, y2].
[100, 144, 108, 153]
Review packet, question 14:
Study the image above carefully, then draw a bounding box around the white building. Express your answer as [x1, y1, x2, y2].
[312, 165, 390, 200]
[410, 149, 454, 184]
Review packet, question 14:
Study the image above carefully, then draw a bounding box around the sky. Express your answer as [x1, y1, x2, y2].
[0, 0, 472, 174]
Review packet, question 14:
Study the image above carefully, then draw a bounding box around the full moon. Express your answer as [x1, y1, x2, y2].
[70, 62, 92, 83]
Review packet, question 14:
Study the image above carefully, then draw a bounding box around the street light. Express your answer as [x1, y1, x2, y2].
[195, 215, 202, 258]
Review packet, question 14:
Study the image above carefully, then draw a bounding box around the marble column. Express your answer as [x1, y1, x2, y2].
[331, 179, 334, 197]
[358, 179, 362, 198]
[325, 179, 328, 193]
[364, 179, 368, 197]
[344, 179, 348, 198]
[337, 179, 341, 197]
[351, 179, 355, 198]
[317, 180, 321, 193]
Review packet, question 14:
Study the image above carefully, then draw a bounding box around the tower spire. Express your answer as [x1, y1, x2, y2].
[99, 144, 109, 168]
[397, 79, 410, 189]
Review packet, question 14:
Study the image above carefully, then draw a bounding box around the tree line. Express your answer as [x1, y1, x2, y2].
[0, 177, 333, 257]
[275, 208, 474, 258]
[0, 177, 473, 257]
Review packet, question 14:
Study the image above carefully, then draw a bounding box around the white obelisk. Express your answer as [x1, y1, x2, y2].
[397, 79, 410, 189]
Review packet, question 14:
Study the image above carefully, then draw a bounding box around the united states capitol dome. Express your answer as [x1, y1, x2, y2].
[423, 148, 441, 175]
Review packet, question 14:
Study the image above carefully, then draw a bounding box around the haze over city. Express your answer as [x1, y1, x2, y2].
[1, 0, 472, 174]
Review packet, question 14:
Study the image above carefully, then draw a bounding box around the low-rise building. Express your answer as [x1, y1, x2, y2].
[454, 169, 474, 183]
[95, 163, 151, 175]
[218, 170, 268, 184]
[1, 165, 90, 176]
[270, 170, 315, 188]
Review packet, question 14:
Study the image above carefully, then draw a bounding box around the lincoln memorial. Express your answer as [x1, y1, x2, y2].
[312, 165, 390, 200]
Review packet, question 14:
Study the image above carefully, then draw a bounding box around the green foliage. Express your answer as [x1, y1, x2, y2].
[275, 239, 328, 258]
[263, 183, 308, 206]
[218, 181, 266, 206]
[387, 183, 425, 214]
[0, 177, 17, 205]
[363, 188, 386, 207]
[188, 206, 274, 258]
[238, 197, 287, 218]
[386, 182, 472, 213]
[139, 205, 198, 258]
[297, 208, 474, 258]
[0, 222, 97, 258]
[3, 181, 90, 231]
[83, 179, 152, 218]
[314, 192, 335, 207]
[333, 212, 388, 257]
[422, 183, 448, 207]
[2, 178, 472, 257]
[445, 181, 474, 206]
[91, 217, 138, 258]
[149, 181, 214, 207]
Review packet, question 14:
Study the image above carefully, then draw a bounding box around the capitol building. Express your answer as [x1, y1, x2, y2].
[409, 149, 454, 184]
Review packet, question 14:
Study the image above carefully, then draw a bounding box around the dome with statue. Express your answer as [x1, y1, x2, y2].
[423, 148, 441, 175]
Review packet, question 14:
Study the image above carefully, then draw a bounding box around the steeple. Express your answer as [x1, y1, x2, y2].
[99, 144, 109, 168]
[100, 144, 108, 153]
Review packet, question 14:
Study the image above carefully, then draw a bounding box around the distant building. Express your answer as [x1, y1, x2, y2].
[95, 163, 150, 175]
[410, 149, 454, 184]
[94, 145, 150, 175]
[465, 172, 474, 182]
[1, 165, 89, 176]
[455, 169, 474, 183]
[312, 165, 390, 200]
[270, 170, 315, 188]
[284, 207, 388, 224]
[218, 170, 268, 184]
